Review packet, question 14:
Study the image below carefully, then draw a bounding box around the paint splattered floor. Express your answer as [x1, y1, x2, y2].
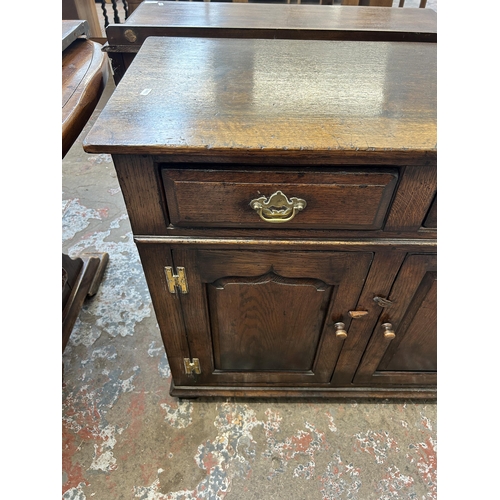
[62, 75, 437, 500]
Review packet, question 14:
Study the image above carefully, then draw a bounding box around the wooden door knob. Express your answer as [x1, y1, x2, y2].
[382, 323, 396, 339]
[334, 322, 347, 339]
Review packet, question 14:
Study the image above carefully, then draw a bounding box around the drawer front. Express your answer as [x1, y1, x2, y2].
[161, 167, 399, 230]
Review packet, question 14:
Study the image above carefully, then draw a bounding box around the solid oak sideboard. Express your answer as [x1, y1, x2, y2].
[84, 37, 437, 399]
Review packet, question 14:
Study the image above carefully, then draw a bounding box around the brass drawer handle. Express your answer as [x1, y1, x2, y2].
[382, 323, 396, 339]
[250, 190, 306, 224]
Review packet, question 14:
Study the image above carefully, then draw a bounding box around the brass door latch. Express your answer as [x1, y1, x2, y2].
[373, 296, 393, 308]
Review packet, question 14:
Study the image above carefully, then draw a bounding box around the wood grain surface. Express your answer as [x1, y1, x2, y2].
[161, 167, 398, 230]
[63, 38, 109, 157]
[107, 2, 436, 47]
[353, 253, 437, 385]
[173, 248, 373, 386]
[423, 194, 437, 228]
[84, 37, 436, 159]
[62, 19, 88, 51]
[106, 3, 436, 84]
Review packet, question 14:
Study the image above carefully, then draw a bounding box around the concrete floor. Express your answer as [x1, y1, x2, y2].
[62, 15, 437, 499]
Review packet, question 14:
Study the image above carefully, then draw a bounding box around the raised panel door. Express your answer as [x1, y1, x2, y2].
[353, 253, 437, 386]
[174, 248, 373, 386]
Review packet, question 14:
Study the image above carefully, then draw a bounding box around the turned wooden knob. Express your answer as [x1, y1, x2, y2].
[381, 323, 396, 339]
[334, 322, 347, 339]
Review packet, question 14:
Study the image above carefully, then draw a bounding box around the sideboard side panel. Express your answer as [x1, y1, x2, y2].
[112, 155, 170, 235]
[135, 242, 192, 385]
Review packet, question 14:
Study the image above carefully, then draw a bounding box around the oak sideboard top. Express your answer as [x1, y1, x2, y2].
[84, 37, 436, 162]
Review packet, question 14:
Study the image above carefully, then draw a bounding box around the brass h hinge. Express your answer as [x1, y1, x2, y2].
[165, 266, 188, 294]
[184, 358, 201, 375]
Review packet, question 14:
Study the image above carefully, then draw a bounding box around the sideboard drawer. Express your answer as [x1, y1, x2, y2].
[161, 167, 398, 230]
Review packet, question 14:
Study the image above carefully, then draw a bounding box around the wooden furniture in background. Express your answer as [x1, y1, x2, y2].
[62, 20, 110, 157]
[84, 36, 437, 399]
[126, 0, 142, 16]
[105, 2, 437, 84]
[342, 0, 427, 5]
[62, 20, 110, 352]
[96, 0, 130, 30]
[62, 19, 88, 50]
[62, 0, 102, 38]
[147, 0, 427, 5]
[400, 0, 427, 6]
[342, 0, 392, 6]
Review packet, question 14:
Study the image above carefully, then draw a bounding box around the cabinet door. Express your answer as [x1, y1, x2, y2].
[174, 248, 373, 386]
[353, 254, 436, 386]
